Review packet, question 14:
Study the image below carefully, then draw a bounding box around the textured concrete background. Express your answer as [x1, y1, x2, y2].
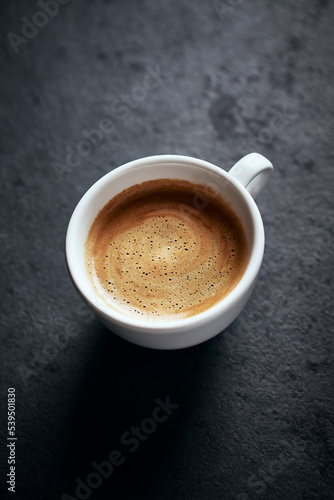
[0, 0, 333, 499]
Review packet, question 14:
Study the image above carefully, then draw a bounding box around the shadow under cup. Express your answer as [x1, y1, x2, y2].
[65, 156, 264, 349]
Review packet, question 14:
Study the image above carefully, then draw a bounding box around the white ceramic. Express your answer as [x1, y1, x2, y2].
[65, 153, 273, 349]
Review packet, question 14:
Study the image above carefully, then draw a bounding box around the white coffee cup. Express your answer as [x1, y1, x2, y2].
[65, 153, 273, 349]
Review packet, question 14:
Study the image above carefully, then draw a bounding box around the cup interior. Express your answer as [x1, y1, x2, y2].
[65, 155, 264, 327]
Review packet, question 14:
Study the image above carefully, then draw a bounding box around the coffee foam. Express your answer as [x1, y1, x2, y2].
[85, 179, 248, 321]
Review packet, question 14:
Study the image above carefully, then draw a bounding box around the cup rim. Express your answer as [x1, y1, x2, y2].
[65, 154, 265, 332]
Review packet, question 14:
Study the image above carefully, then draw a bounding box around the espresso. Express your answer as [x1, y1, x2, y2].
[85, 179, 248, 320]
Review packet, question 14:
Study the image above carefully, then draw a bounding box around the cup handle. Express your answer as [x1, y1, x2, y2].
[228, 152, 273, 199]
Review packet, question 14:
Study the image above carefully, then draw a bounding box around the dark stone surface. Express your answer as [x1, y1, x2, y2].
[0, 1, 333, 499]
